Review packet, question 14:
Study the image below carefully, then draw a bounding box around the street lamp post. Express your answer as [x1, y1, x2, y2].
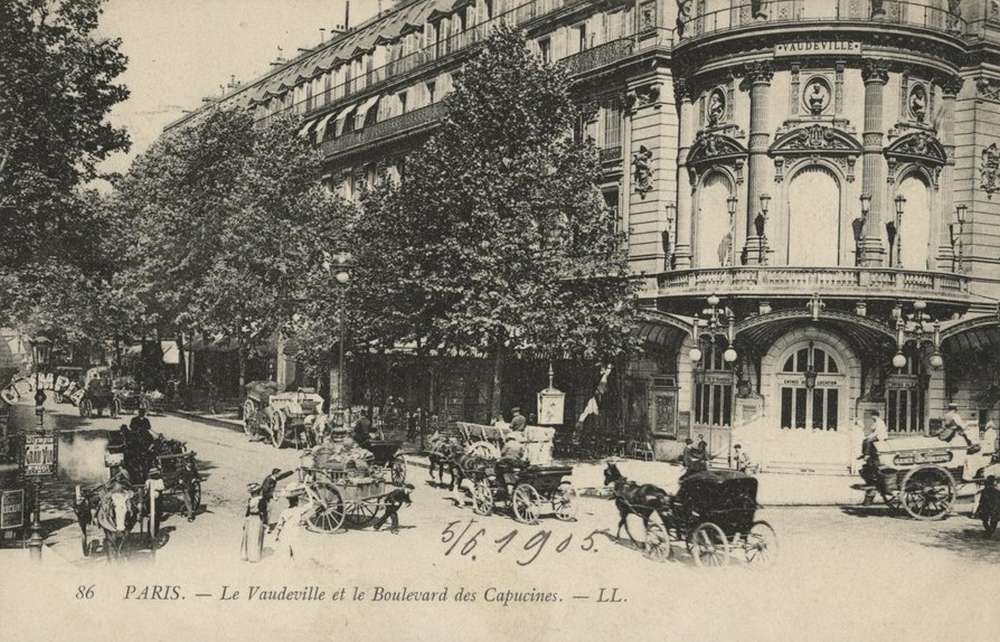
[754, 193, 770, 265]
[726, 195, 738, 267]
[27, 335, 52, 561]
[888, 193, 905, 268]
[324, 251, 353, 427]
[949, 203, 967, 273]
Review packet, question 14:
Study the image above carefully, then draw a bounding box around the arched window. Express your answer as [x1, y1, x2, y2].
[896, 175, 932, 271]
[696, 173, 733, 268]
[787, 165, 841, 266]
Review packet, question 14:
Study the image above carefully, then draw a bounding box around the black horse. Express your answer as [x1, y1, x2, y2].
[603, 462, 672, 543]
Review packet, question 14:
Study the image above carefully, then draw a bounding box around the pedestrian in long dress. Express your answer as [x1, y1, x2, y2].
[240, 482, 266, 563]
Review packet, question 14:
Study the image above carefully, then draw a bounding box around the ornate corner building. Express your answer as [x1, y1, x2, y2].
[168, 0, 1000, 473]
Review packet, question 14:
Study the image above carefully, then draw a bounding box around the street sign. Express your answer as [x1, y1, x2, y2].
[1, 488, 25, 529]
[23, 432, 57, 476]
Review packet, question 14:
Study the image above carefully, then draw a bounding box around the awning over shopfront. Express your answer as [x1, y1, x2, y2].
[353, 94, 381, 126]
[298, 118, 317, 138]
[940, 314, 1000, 352]
[313, 109, 337, 143]
[334, 102, 358, 136]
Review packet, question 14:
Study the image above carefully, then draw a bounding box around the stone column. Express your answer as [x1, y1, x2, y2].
[674, 77, 694, 269]
[937, 75, 963, 269]
[859, 59, 890, 267]
[741, 61, 774, 266]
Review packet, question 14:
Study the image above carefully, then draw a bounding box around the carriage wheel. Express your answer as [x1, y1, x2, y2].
[79, 399, 92, 418]
[901, 466, 955, 521]
[112, 398, 121, 419]
[472, 480, 494, 516]
[344, 499, 381, 528]
[306, 483, 345, 533]
[689, 522, 730, 568]
[391, 455, 407, 485]
[512, 484, 541, 524]
[242, 400, 256, 436]
[644, 522, 672, 562]
[552, 483, 578, 522]
[744, 520, 778, 567]
[269, 411, 287, 449]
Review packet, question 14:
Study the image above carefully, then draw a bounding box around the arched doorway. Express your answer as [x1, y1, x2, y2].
[786, 165, 841, 266]
[761, 328, 860, 472]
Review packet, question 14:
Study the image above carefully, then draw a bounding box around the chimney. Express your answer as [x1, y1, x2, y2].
[344, 1, 350, 30]
[320, 27, 326, 43]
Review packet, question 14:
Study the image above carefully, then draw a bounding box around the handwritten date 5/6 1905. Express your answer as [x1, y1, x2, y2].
[440, 519, 608, 566]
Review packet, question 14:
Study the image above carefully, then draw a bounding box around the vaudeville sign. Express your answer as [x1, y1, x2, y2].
[1, 489, 25, 530]
[23, 432, 57, 476]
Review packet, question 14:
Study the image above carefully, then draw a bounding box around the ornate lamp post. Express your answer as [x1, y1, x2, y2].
[323, 251, 353, 424]
[726, 195, 738, 267]
[854, 193, 872, 266]
[891, 300, 944, 371]
[754, 193, 770, 265]
[664, 202, 676, 270]
[26, 335, 52, 561]
[887, 193, 905, 267]
[804, 341, 818, 391]
[689, 294, 738, 367]
[949, 203, 967, 273]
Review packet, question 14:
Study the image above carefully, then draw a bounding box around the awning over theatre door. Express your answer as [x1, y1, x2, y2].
[734, 309, 896, 358]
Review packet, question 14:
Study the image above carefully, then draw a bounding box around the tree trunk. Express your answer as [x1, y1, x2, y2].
[489, 342, 506, 423]
[237, 343, 247, 393]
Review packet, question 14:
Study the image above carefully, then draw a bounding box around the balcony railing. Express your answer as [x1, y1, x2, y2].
[320, 102, 447, 156]
[658, 266, 970, 300]
[679, 0, 967, 42]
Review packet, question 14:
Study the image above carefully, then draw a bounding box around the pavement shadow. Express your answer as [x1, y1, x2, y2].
[917, 524, 1000, 563]
[839, 505, 901, 519]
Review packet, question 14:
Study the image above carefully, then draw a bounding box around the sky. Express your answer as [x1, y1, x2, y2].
[95, 0, 382, 179]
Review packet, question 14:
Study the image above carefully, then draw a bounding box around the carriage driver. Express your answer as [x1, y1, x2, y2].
[495, 435, 527, 499]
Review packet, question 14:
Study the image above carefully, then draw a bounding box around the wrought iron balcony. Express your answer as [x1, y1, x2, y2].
[657, 266, 971, 303]
[320, 102, 447, 157]
[678, 0, 966, 43]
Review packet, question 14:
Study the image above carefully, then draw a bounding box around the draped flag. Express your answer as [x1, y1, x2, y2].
[577, 365, 613, 426]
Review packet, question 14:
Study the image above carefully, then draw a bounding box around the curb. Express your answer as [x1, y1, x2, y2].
[164, 409, 246, 433]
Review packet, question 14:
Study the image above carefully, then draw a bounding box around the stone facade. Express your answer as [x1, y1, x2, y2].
[169, 0, 1000, 469]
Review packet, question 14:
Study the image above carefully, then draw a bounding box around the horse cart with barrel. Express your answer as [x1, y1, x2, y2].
[73, 432, 201, 559]
[857, 434, 997, 520]
[243, 381, 325, 449]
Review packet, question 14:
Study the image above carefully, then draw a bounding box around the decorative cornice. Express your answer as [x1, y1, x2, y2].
[625, 82, 662, 113]
[687, 132, 749, 167]
[884, 131, 947, 166]
[861, 59, 891, 85]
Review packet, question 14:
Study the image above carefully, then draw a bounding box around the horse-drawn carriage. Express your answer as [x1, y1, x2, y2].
[79, 375, 117, 418]
[469, 463, 577, 524]
[605, 463, 777, 567]
[367, 439, 408, 484]
[243, 381, 325, 449]
[111, 376, 152, 416]
[858, 434, 997, 520]
[74, 432, 201, 559]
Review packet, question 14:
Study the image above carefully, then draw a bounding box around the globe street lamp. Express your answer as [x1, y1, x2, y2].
[323, 251, 353, 425]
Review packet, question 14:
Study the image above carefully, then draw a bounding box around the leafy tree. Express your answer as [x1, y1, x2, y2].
[115, 109, 354, 390]
[353, 26, 639, 419]
[0, 0, 129, 274]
